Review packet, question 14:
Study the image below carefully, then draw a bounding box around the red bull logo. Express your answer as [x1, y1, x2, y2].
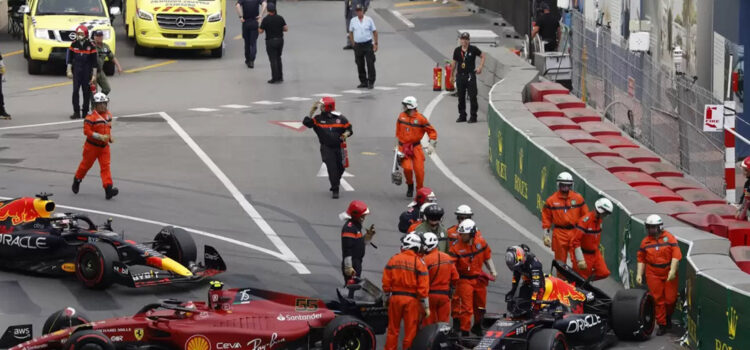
[0, 198, 53, 227]
[542, 276, 587, 311]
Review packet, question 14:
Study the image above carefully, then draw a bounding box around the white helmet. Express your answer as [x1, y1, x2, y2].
[402, 96, 418, 110]
[455, 204, 473, 216]
[457, 219, 477, 236]
[594, 198, 614, 215]
[93, 92, 109, 104]
[645, 214, 663, 226]
[422, 232, 439, 252]
[556, 172, 574, 185]
[402, 232, 423, 251]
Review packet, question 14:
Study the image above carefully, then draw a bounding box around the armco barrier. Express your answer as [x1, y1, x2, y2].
[488, 63, 750, 349]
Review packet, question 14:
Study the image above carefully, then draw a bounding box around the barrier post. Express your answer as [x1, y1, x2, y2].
[725, 100, 737, 203]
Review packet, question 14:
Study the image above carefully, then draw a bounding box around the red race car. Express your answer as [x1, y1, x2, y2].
[3, 279, 388, 350]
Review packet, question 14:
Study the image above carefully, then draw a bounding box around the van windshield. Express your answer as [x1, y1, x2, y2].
[35, 0, 105, 16]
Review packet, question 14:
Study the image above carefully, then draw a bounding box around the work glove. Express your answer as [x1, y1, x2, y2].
[426, 139, 437, 155]
[365, 224, 376, 241]
[424, 307, 430, 319]
[635, 274, 643, 285]
[66, 65, 73, 79]
[543, 229, 551, 247]
[344, 266, 355, 277]
[667, 268, 677, 282]
[577, 260, 587, 270]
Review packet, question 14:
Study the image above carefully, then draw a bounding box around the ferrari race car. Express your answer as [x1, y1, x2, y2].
[2, 279, 389, 350]
[412, 260, 655, 350]
[0, 194, 226, 289]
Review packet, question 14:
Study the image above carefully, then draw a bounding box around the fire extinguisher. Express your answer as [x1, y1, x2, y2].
[341, 141, 349, 168]
[90, 82, 97, 94]
[444, 61, 455, 92]
[433, 63, 442, 91]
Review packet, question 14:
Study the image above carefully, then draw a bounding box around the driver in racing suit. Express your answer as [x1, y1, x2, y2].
[504, 244, 545, 314]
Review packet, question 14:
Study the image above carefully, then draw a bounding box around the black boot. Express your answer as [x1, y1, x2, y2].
[0, 106, 10, 119]
[72, 178, 81, 194]
[470, 323, 483, 336]
[456, 116, 467, 122]
[332, 189, 339, 199]
[468, 116, 478, 123]
[656, 325, 668, 336]
[105, 185, 119, 200]
[70, 112, 81, 120]
[452, 318, 461, 334]
[665, 314, 672, 329]
[406, 184, 414, 198]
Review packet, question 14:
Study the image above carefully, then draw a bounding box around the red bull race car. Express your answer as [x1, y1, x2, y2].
[0, 279, 390, 350]
[0, 194, 225, 289]
[412, 260, 655, 350]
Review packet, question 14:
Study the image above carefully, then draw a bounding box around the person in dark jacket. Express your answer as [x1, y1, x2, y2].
[302, 97, 352, 199]
[340, 200, 375, 282]
[0, 51, 10, 119]
[259, 2, 287, 84]
[66, 25, 98, 119]
[504, 245, 545, 315]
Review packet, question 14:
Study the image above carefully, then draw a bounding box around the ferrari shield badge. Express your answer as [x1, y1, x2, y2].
[134, 328, 144, 341]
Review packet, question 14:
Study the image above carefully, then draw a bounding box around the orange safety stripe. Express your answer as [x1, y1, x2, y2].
[313, 120, 350, 129]
[69, 47, 96, 54]
[174, 7, 187, 12]
[200, 8, 207, 12]
[341, 232, 362, 239]
[189, 7, 198, 13]
[154, 6, 161, 11]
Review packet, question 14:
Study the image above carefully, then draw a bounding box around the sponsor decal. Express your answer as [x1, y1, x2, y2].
[565, 314, 601, 333]
[12, 326, 31, 340]
[0, 234, 47, 249]
[240, 290, 251, 302]
[495, 321, 515, 327]
[276, 313, 323, 321]
[132, 271, 160, 281]
[185, 335, 211, 350]
[61, 263, 76, 272]
[113, 266, 128, 275]
[110, 336, 123, 342]
[27, 344, 48, 350]
[246, 333, 285, 350]
[217, 343, 241, 349]
[134, 328, 144, 341]
[205, 252, 220, 261]
[294, 298, 319, 312]
[197, 312, 209, 319]
[728, 306, 739, 340]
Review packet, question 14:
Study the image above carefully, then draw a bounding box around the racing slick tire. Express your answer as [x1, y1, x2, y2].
[42, 307, 90, 334]
[528, 329, 568, 350]
[75, 242, 119, 289]
[153, 226, 197, 266]
[411, 323, 450, 350]
[64, 330, 114, 350]
[322, 316, 376, 350]
[610, 289, 655, 341]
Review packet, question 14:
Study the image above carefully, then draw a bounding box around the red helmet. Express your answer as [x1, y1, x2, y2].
[414, 187, 435, 205]
[75, 25, 89, 37]
[346, 200, 370, 219]
[742, 156, 750, 170]
[320, 97, 335, 112]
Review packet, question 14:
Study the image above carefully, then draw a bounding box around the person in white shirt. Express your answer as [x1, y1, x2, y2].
[348, 4, 377, 89]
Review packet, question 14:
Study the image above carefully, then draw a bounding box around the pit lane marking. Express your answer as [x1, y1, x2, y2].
[28, 81, 72, 91]
[3, 50, 24, 57]
[123, 60, 177, 74]
[422, 89, 546, 250]
[189, 107, 220, 112]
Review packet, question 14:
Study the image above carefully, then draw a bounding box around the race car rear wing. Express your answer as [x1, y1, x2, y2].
[0, 324, 32, 349]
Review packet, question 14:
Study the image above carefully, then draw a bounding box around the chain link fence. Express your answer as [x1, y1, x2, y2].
[568, 11, 726, 196]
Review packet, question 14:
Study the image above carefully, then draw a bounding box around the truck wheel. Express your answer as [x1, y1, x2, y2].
[64, 330, 114, 350]
[27, 59, 41, 75]
[153, 226, 197, 266]
[210, 45, 223, 58]
[103, 61, 115, 76]
[42, 308, 90, 334]
[610, 289, 655, 341]
[75, 242, 118, 289]
[134, 43, 148, 56]
[528, 329, 568, 350]
[411, 323, 450, 350]
[322, 316, 375, 350]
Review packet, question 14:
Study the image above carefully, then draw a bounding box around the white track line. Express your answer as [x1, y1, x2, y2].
[284, 97, 313, 102]
[397, 82, 424, 87]
[220, 104, 250, 109]
[340, 179, 355, 192]
[422, 91, 546, 250]
[312, 93, 342, 98]
[0, 112, 159, 131]
[159, 112, 309, 274]
[341, 89, 369, 94]
[374, 86, 397, 91]
[189, 108, 220, 112]
[390, 9, 415, 28]
[253, 100, 282, 105]
[0, 196, 289, 262]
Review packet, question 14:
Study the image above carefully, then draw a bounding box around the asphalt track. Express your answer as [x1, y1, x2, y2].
[0, 1, 680, 348]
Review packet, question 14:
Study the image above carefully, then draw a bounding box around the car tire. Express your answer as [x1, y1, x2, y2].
[411, 323, 450, 350]
[64, 330, 114, 350]
[27, 58, 42, 75]
[42, 308, 90, 335]
[528, 329, 568, 350]
[210, 44, 223, 58]
[134, 42, 148, 56]
[75, 242, 118, 289]
[322, 316, 376, 350]
[610, 288, 655, 341]
[103, 61, 115, 76]
[153, 226, 197, 266]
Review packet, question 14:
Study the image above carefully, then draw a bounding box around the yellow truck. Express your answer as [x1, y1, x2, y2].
[21, 0, 119, 75]
[124, 0, 225, 57]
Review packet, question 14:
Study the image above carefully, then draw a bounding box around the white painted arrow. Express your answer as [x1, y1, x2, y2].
[318, 163, 355, 191]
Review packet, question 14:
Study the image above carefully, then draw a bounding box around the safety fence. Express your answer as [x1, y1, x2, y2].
[568, 11, 726, 197]
[487, 63, 750, 349]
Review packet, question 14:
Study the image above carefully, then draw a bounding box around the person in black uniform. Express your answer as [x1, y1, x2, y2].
[451, 32, 485, 123]
[504, 244, 545, 315]
[235, 0, 266, 68]
[0, 51, 10, 119]
[341, 200, 375, 282]
[66, 25, 98, 120]
[302, 97, 352, 199]
[532, 2, 560, 52]
[259, 2, 287, 84]
[343, 0, 370, 50]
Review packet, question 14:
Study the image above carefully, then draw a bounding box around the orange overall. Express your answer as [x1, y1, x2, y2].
[449, 236, 491, 332]
[75, 110, 113, 187]
[422, 249, 458, 325]
[382, 249, 429, 350]
[542, 190, 588, 264]
[638, 230, 682, 327]
[571, 211, 610, 280]
[395, 111, 437, 190]
[447, 225, 482, 247]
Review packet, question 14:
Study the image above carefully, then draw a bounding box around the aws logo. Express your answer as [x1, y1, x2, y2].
[186, 335, 211, 350]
